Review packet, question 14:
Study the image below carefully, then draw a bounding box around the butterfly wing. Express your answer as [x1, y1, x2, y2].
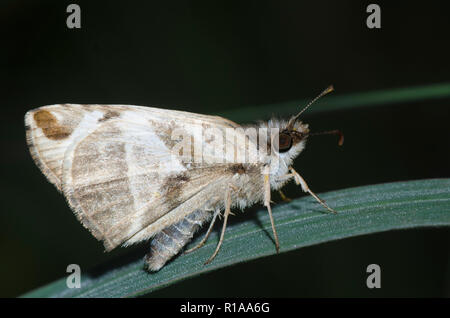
[25, 104, 256, 250]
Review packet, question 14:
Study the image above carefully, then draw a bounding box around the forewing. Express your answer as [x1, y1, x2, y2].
[25, 105, 108, 191]
[25, 104, 247, 250]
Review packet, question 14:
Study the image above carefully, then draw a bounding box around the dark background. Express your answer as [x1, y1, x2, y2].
[1, 1, 449, 297]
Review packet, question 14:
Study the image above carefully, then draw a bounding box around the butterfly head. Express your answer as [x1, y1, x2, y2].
[265, 85, 343, 187]
[263, 118, 310, 186]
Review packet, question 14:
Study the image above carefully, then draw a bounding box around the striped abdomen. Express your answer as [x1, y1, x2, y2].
[145, 209, 212, 271]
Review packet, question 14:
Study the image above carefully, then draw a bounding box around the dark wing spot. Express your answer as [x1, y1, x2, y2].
[162, 173, 191, 210]
[33, 110, 72, 140]
[98, 110, 120, 122]
[230, 164, 246, 174]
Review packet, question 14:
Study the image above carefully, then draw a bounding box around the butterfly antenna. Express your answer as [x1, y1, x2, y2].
[287, 85, 334, 129]
[309, 129, 344, 146]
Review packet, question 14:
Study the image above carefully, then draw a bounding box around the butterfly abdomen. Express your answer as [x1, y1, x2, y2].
[145, 209, 212, 271]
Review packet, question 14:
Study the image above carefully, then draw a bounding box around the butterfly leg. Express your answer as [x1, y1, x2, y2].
[278, 190, 292, 202]
[289, 167, 337, 214]
[204, 185, 233, 265]
[263, 166, 280, 253]
[184, 209, 220, 254]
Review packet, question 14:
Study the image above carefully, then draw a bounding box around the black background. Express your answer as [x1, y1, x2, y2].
[0, 0, 449, 297]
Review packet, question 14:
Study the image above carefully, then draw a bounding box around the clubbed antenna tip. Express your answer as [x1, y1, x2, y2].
[287, 85, 335, 129]
[324, 85, 334, 94]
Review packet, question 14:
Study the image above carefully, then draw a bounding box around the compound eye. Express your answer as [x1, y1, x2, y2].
[278, 132, 293, 153]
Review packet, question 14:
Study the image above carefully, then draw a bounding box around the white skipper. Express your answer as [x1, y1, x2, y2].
[25, 86, 343, 271]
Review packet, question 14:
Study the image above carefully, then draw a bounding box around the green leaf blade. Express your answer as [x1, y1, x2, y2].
[22, 178, 450, 298]
[219, 82, 450, 122]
